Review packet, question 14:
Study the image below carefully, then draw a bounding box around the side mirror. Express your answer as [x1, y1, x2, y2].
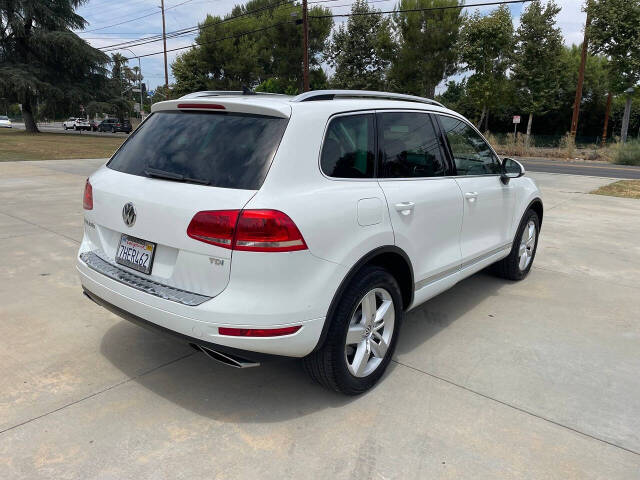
[501, 158, 525, 184]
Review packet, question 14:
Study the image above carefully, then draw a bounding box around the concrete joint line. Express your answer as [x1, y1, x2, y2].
[392, 359, 640, 457]
[0, 352, 195, 436]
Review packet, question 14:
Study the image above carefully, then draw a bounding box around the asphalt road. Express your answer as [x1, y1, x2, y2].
[517, 156, 640, 179]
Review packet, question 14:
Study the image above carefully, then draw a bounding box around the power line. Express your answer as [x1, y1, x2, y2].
[309, 0, 531, 18]
[98, 0, 297, 51]
[78, 0, 195, 33]
[104, 0, 530, 64]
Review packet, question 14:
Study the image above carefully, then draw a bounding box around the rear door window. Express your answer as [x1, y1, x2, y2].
[107, 111, 288, 190]
[377, 112, 448, 178]
[320, 114, 375, 178]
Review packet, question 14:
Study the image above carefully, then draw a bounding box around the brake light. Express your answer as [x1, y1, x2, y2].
[83, 179, 93, 210]
[187, 209, 307, 252]
[177, 103, 226, 110]
[218, 326, 301, 337]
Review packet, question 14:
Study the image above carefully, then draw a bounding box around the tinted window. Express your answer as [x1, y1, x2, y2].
[321, 114, 375, 178]
[0, 116, 8, 120]
[107, 111, 288, 190]
[378, 112, 447, 178]
[439, 115, 501, 175]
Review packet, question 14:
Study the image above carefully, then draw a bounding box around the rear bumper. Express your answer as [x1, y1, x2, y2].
[77, 256, 328, 358]
[82, 287, 283, 363]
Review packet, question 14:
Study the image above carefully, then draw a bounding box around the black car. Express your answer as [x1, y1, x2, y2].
[98, 118, 132, 134]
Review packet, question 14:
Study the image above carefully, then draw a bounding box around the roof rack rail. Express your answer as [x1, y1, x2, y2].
[179, 90, 290, 99]
[291, 90, 444, 108]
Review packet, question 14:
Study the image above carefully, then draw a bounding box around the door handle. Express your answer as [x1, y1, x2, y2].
[464, 192, 478, 202]
[395, 201, 415, 216]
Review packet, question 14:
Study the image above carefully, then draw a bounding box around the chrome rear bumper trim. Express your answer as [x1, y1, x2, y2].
[79, 251, 212, 306]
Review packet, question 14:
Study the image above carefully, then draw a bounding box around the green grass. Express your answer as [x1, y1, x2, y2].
[0, 128, 125, 161]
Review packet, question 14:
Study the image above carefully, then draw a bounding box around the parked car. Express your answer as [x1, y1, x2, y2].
[97, 118, 132, 134]
[0, 115, 11, 128]
[63, 117, 90, 131]
[78, 90, 543, 395]
[63, 117, 77, 130]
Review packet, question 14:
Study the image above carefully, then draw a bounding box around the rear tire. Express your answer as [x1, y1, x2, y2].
[303, 266, 403, 395]
[491, 209, 540, 281]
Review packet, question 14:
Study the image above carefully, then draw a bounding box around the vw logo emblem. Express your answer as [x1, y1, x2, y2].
[122, 202, 136, 227]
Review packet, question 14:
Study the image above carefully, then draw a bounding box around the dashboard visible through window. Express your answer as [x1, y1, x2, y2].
[438, 115, 501, 176]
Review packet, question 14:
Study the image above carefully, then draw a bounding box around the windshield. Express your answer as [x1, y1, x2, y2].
[107, 111, 288, 190]
[0, 116, 8, 120]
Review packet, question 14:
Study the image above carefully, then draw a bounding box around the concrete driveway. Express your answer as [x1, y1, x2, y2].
[0, 160, 639, 479]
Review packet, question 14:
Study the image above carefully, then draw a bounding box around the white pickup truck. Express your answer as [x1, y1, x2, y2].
[63, 117, 90, 131]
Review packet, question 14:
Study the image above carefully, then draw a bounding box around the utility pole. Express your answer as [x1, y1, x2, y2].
[570, 10, 590, 138]
[160, 0, 169, 91]
[601, 92, 612, 145]
[621, 87, 635, 143]
[302, 0, 309, 92]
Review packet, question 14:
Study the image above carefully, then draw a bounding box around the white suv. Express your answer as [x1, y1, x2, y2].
[77, 90, 542, 394]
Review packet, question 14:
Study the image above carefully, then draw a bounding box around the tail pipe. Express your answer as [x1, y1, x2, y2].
[192, 344, 260, 368]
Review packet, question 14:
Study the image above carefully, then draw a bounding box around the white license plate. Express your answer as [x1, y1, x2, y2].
[115, 234, 156, 275]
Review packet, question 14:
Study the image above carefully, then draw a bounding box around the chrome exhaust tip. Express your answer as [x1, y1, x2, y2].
[194, 344, 260, 368]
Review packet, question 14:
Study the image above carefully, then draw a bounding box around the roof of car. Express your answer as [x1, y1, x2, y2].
[153, 89, 457, 119]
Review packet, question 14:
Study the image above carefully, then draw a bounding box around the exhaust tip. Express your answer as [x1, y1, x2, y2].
[192, 344, 260, 368]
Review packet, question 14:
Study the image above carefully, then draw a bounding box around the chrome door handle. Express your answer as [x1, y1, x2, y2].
[395, 201, 415, 215]
[464, 192, 478, 202]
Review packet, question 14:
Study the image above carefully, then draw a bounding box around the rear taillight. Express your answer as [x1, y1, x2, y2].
[187, 210, 239, 248]
[83, 179, 93, 210]
[218, 326, 301, 337]
[187, 209, 307, 252]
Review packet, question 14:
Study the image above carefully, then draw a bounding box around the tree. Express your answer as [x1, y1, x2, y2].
[459, 5, 514, 130]
[587, 0, 640, 141]
[171, 0, 333, 94]
[512, 0, 565, 138]
[0, 0, 110, 132]
[326, 0, 394, 90]
[390, 0, 463, 98]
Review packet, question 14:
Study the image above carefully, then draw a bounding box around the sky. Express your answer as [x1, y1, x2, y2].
[75, 0, 587, 92]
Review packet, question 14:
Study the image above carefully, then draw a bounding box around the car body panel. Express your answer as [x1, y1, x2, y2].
[77, 92, 543, 359]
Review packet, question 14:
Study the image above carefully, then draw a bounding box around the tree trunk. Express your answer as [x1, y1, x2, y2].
[483, 108, 490, 132]
[22, 96, 39, 133]
[526, 113, 533, 147]
[621, 95, 632, 143]
[477, 104, 486, 129]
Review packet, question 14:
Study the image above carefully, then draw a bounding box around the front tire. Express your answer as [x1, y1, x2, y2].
[304, 266, 403, 395]
[492, 209, 540, 281]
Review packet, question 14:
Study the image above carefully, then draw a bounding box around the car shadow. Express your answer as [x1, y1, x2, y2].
[99, 270, 509, 422]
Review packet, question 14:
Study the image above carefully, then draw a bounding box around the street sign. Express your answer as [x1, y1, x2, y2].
[513, 115, 521, 124]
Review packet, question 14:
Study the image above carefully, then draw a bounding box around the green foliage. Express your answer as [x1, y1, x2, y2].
[512, 0, 565, 132]
[459, 5, 514, 129]
[171, 0, 333, 93]
[587, 0, 640, 91]
[0, 0, 110, 131]
[326, 0, 394, 90]
[389, 0, 462, 98]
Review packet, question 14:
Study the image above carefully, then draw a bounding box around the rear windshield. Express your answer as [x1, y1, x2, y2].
[107, 111, 288, 190]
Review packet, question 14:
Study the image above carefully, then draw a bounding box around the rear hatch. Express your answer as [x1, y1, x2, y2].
[84, 100, 290, 298]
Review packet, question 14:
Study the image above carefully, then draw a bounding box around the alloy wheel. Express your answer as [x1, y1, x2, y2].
[344, 288, 395, 378]
[518, 220, 536, 271]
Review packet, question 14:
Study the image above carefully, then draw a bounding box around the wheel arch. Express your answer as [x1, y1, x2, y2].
[527, 197, 543, 229]
[312, 246, 414, 353]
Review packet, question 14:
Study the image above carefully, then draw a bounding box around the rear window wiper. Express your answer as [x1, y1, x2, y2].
[144, 167, 210, 185]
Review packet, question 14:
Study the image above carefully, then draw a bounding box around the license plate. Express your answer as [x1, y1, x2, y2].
[115, 234, 156, 275]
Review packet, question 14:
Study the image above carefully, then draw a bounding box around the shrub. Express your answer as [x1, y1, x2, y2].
[614, 140, 640, 166]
